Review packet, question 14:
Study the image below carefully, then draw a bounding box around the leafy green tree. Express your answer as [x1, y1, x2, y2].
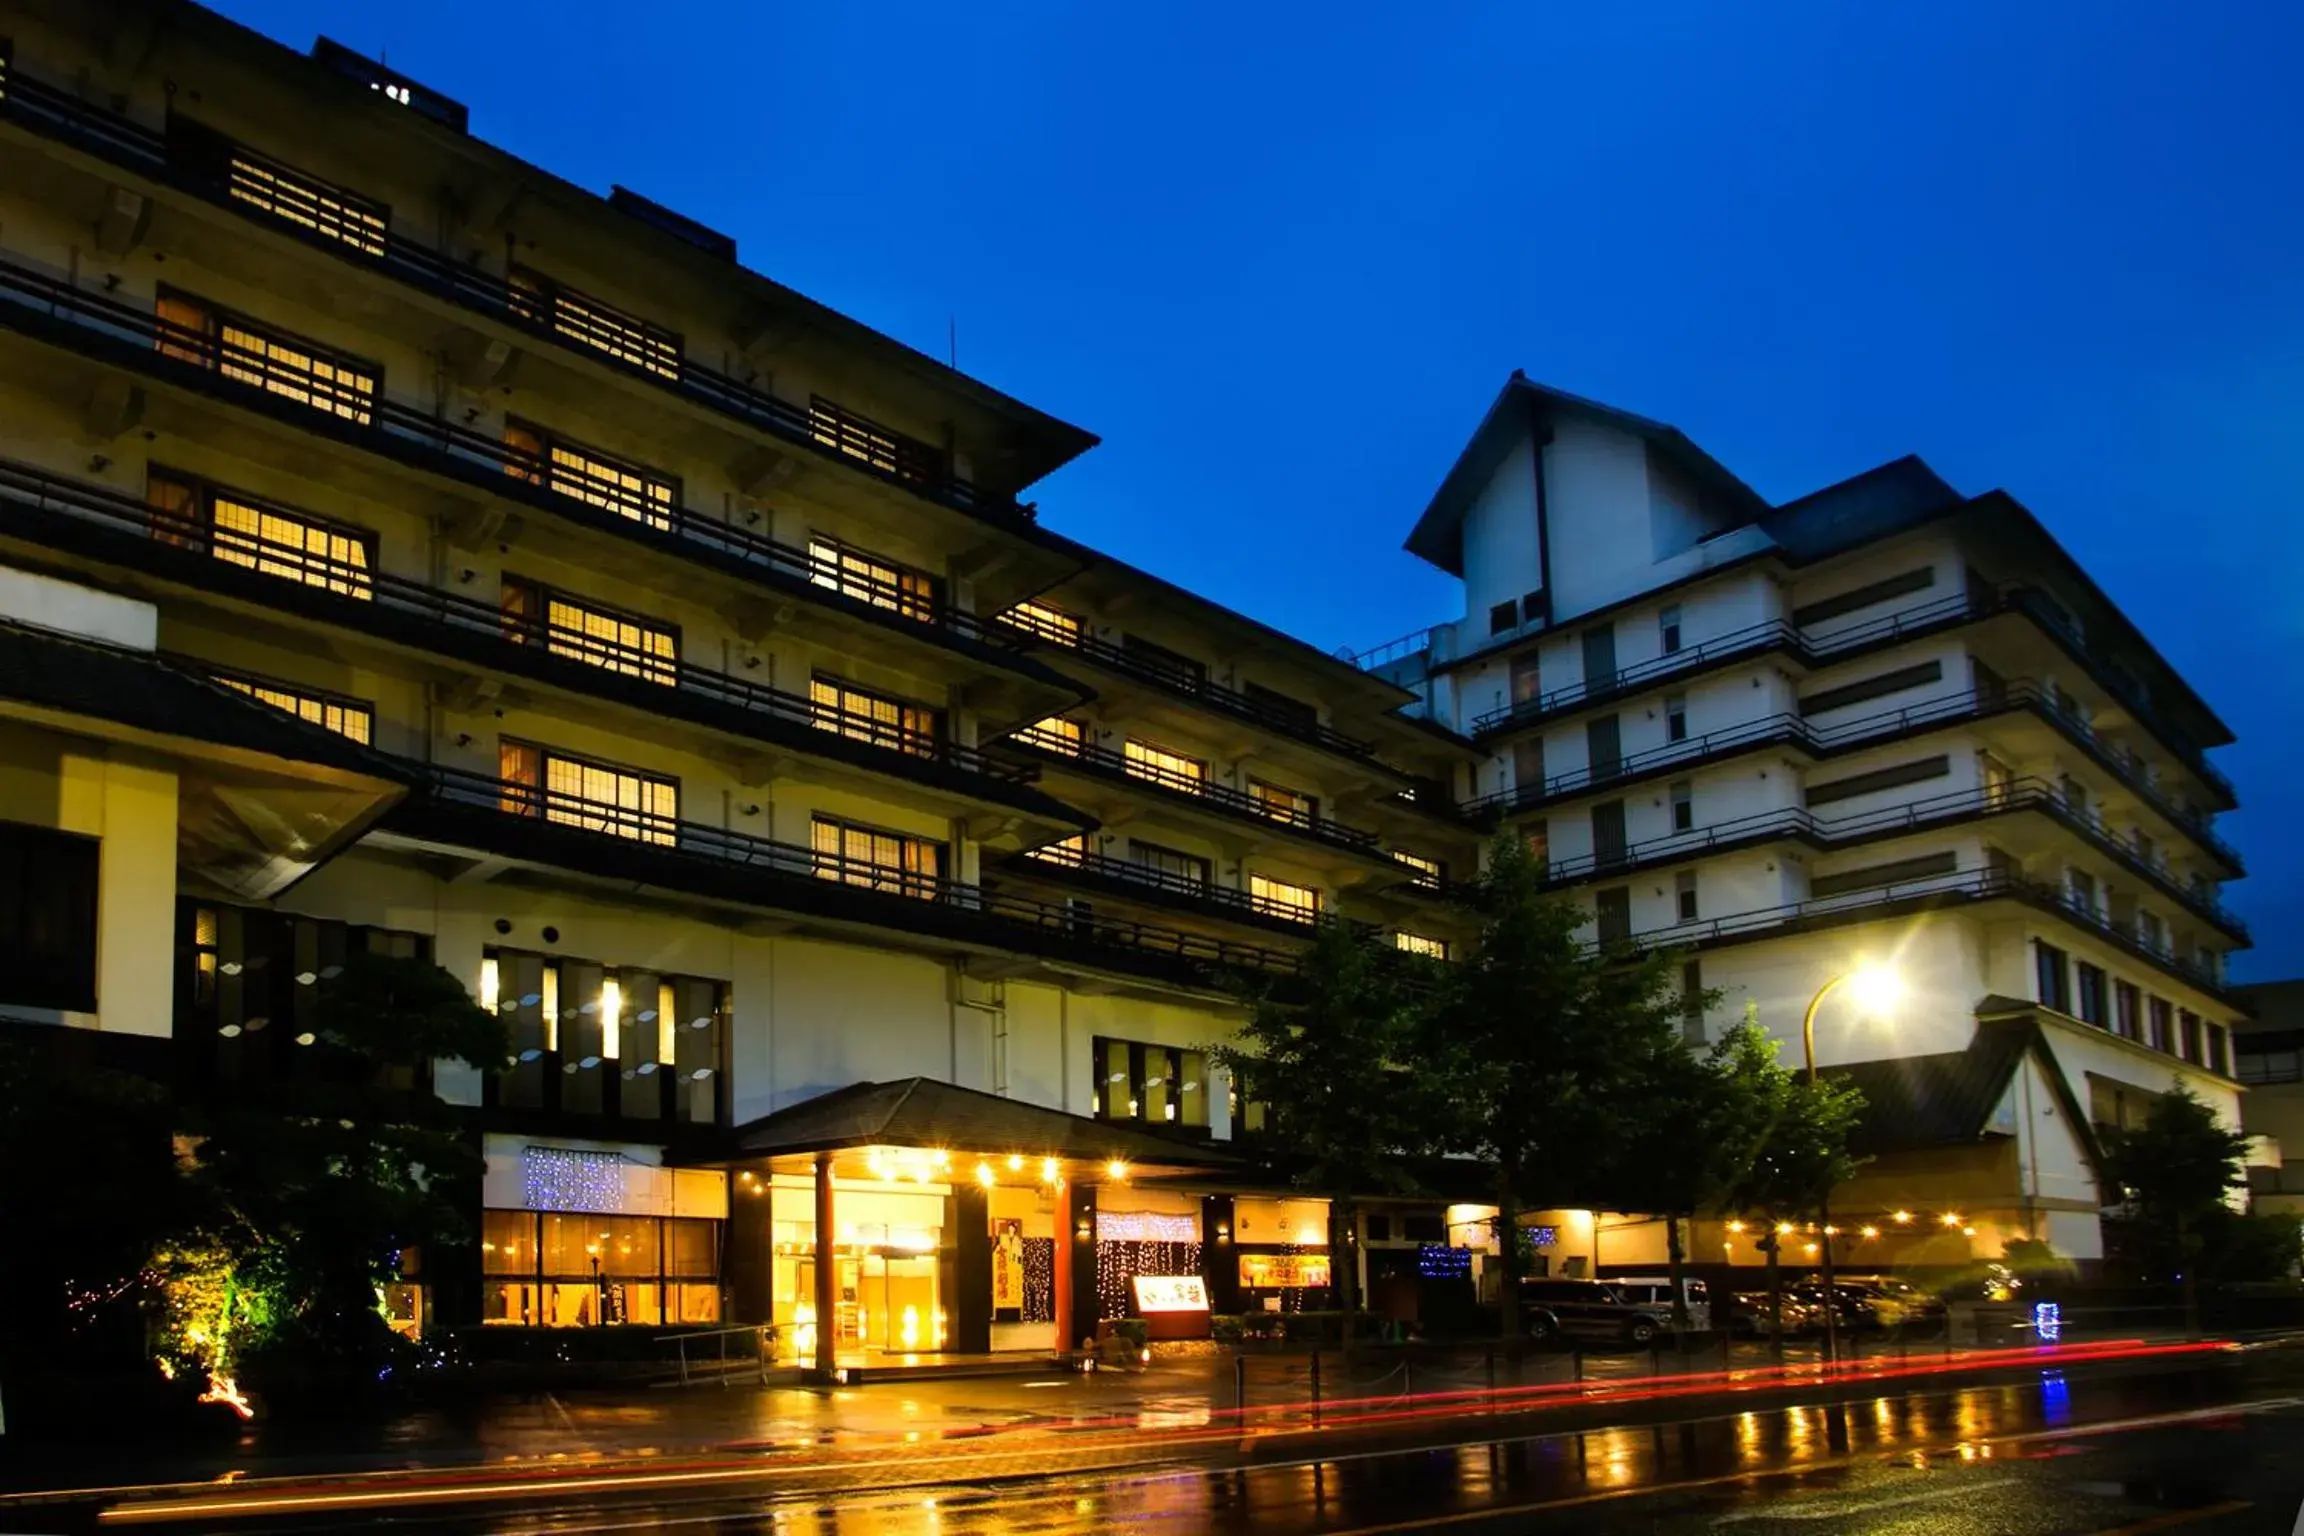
[2100, 1084, 2251, 1331]
[1426, 832, 1698, 1336]
[1215, 916, 1445, 1326]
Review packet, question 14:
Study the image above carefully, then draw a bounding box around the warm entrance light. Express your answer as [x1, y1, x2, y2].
[974, 1161, 995, 1188]
[1940, 1212, 1962, 1228]
[1726, 1220, 1746, 1233]
[1860, 1225, 1881, 1239]
[1892, 1210, 1914, 1225]
[1007, 1154, 1024, 1171]
[1041, 1157, 1061, 1184]
[1105, 1159, 1130, 1182]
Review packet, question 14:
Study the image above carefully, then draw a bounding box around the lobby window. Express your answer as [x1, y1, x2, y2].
[810, 815, 944, 899]
[1131, 840, 1211, 890]
[149, 471, 374, 600]
[807, 535, 938, 623]
[209, 667, 374, 744]
[2034, 941, 2072, 1013]
[502, 578, 677, 685]
[1002, 599, 1082, 647]
[809, 675, 941, 757]
[179, 900, 430, 1083]
[1669, 780, 1694, 833]
[1093, 1036, 1208, 1128]
[1248, 778, 1319, 828]
[1659, 605, 1683, 655]
[481, 947, 726, 1122]
[1249, 874, 1320, 924]
[1392, 931, 1448, 960]
[155, 289, 378, 423]
[1123, 739, 1208, 794]
[481, 1209, 721, 1327]
[504, 421, 678, 533]
[1664, 693, 1689, 743]
[500, 741, 677, 846]
[0, 821, 100, 1014]
[509, 267, 682, 379]
[1391, 850, 1444, 892]
[2114, 980, 2142, 1042]
[2148, 996, 2174, 1053]
[2074, 963, 2108, 1027]
[1018, 716, 1086, 756]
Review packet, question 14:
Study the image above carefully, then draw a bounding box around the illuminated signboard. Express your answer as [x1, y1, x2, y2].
[1132, 1275, 1210, 1314]
[1238, 1252, 1333, 1289]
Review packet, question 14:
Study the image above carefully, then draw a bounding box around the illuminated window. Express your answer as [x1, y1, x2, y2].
[807, 396, 944, 490]
[154, 290, 376, 423]
[501, 578, 677, 684]
[1124, 739, 1208, 795]
[148, 470, 374, 599]
[1391, 850, 1444, 891]
[1017, 716, 1086, 756]
[807, 536, 938, 623]
[1392, 932, 1449, 959]
[503, 420, 677, 532]
[808, 676, 940, 757]
[509, 268, 682, 380]
[1002, 599, 1082, 647]
[500, 740, 676, 846]
[1093, 1036, 1207, 1127]
[810, 815, 944, 899]
[1028, 834, 1089, 867]
[210, 668, 375, 744]
[1248, 874, 1319, 923]
[1248, 778, 1318, 827]
[226, 148, 388, 257]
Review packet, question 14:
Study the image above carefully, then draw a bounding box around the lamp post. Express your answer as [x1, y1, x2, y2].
[1801, 967, 1897, 1367]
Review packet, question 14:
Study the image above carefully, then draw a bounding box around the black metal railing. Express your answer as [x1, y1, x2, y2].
[0, 67, 1017, 526]
[401, 763, 1303, 977]
[0, 457, 1049, 797]
[1462, 678, 2243, 874]
[0, 256, 1042, 669]
[1001, 730, 1385, 854]
[1010, 846, 1319, 930]
[1539, 776, 2247, 942]
[995, 611, 1384, 766]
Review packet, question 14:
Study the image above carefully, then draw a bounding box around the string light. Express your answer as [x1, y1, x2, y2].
[1860, 1225, 1880, 1239]
[1940, 1212, 1962, 1228]
[520, 1146, 624, 1212]
[1892, 1210, 1914, 1225]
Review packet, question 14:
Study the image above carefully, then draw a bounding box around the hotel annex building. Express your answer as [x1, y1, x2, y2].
[0, 0, 2253, 1359]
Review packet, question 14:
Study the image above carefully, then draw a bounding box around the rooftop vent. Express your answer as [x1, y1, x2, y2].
[311, 38, 469, 133]
[609, 186, 736, 262]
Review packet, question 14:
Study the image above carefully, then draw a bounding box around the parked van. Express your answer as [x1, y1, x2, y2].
[1602, 1276, 1711, 1330]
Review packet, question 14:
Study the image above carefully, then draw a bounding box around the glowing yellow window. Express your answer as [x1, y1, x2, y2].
[1124, 740, 1207, 794]
[1249, 875, 1320, 923]
[1019, 717, 1085, 756]
[1004, 600, 1082, 647]
[214, 673, 375, 744]
[1392, 932, 1449, 959]
[208, 493, 373, 599]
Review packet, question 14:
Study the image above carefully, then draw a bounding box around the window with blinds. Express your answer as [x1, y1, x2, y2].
[1018, 717, 1086, 756]
[501, 578, 677, 684]
[503, 420, 677, 531]
[211, 669, 375, 744]
[1002, 599, 1083, 647]
[806, 536, 938, 623]
[500, 740, 677, 845]
[810, 816, 944, 899]
[1390, 850, 1444, 891]
[147, 471, 374, 599]
[1248, 874, 1320, 923]
[155, 289, 378, 423]
[1123, 739, 1207, 794]
[1248, 778, 1318, 826]
[509, 268, 682, 380]
[808, 676, 940, 757]
[1028, 834, 1089, 867]
[1392, 932, 1449, 959]
[227, 150, 389, 257]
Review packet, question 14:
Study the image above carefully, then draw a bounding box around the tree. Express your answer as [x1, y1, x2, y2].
[1214, 916, 1444, 1327]
[2100, 1084, 2250, 1332]
[1426, 832, 1698, 1336]
[187, 951, 506, 1395]
[1715, 1012, 1867, 1350]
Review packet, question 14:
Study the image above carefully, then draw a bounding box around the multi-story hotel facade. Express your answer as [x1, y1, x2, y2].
[0, 1, 2252, 1355]
[1363, 375, 2250, 1272]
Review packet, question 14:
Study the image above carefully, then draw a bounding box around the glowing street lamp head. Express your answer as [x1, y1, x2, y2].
[1892, 1209, 1914, 1225]
[974, 1161, 995, 1188]
[1105, 1159, 1130, 1182]
[1845, 965, 1902, 1017]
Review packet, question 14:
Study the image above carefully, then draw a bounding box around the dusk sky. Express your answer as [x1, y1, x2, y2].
[211, 0, 2304, 979]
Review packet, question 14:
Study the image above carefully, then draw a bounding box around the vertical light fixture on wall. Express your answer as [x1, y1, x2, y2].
[601, 977, 622, 1061]
[480, 956, 499, 1013]
[658, 982, 677, 1066]
[541, 964, 561, 1052]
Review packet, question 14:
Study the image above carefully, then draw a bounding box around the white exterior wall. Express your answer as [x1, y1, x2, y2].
[1457, 436, 1543, 638]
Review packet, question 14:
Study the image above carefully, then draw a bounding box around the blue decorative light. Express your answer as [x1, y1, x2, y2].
[1417, 1244, 1472, 1279]
[1528, 1225, 1559, 1250]
[520, 1146, 627, 1213]
[2032, 1300, 2062, 1342]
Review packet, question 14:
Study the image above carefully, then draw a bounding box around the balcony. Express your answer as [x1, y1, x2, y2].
[997, 728, 1388, 859]
[0, 67, 1026, 529]
[1600, 865, 2240, 1005]
[0, 256, 1073, 698]
[1463, 678, 2243, 876]
[0, 456, 1082, 824]
[999, 845, 1320, 936]
[997, 606, 1391, 772]
[1540, 777, 2247, 944]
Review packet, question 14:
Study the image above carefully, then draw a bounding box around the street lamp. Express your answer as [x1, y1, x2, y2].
[1802, 965, 1899, 1366]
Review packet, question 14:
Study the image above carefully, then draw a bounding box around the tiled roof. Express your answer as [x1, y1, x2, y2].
[722, 1077, 1239, 1169]
[1827, 1006, 2100, 1170]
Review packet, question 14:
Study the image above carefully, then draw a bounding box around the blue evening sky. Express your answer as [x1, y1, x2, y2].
[210, 1, 2304, 979]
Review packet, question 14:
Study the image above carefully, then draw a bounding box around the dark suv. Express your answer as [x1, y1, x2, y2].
[1519, 1279, 1668, 1346]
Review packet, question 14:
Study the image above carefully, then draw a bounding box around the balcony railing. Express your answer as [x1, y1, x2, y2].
[0, 66, 1020, 527]
[396, 763, 1302, 979]
[1596, 865, 2238, 1003]
[995, 610, 1385, 767]
[1000, 731, 1386, 855]
[0, 257, 1043, 671]
[1540, 776, 2247, 943]
[0, 457, 1056, 805]
[1462, 678, 2243, 875]
[1010, 846, 1318, 931]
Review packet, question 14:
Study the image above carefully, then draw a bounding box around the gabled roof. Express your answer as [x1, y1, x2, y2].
[1827, 1007, 2101, 1172]
[722, 1077, 1240, 1169]
[1403, 372, 1770, 575]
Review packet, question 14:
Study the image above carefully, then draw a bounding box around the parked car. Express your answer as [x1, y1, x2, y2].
[1834, 1274, 1948, 1329]
[1728, 1288, 1824, 1336]
[1784, 1280, 1877, 1332]
[1519, 1279, 1671, 1346]
[1605, 1275, 1712, 1330]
